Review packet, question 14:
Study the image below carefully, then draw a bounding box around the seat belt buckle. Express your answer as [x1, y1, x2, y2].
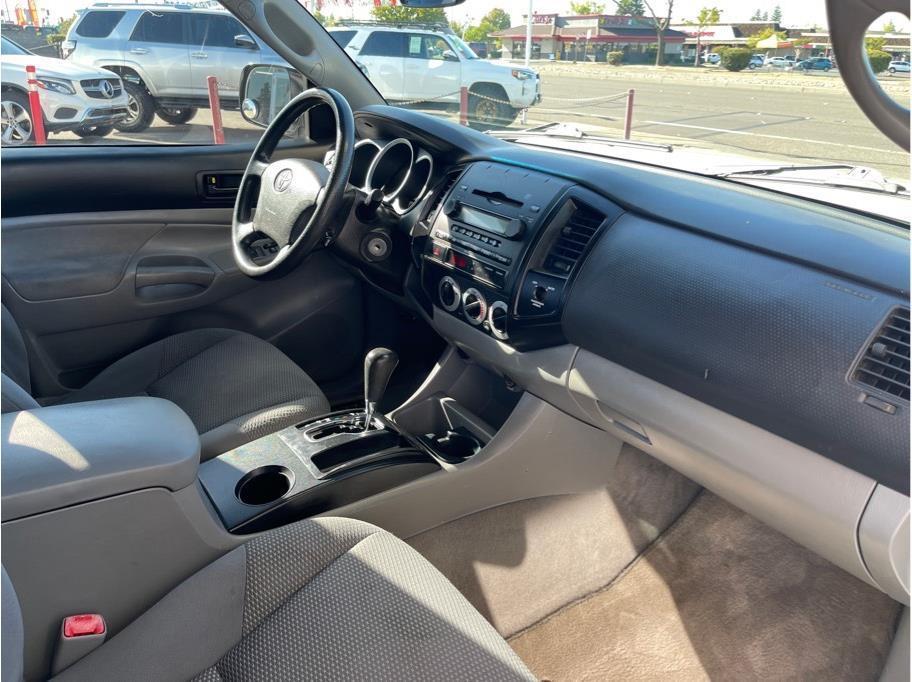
[52, 614, 107, 675]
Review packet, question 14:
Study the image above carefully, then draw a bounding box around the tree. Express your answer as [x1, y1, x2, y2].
[761, 11, 768, 20]
[770, 5, 781, 23]
[883, 20, 896, 33]
[865, 36, 886, 52]
[47, 13, 76, 44]
[693, 6, 721, 66]
[867, 49, 891, 73]
[750, 9, 762, 20]
[721, 47, 751, 71]
[570, 1, 604, 14]
[462, 9, 511, 45]
[370, 5, 447, 24]
[481, 8, 511, 31]
[642, 0, 674, 66]
[613, 0, 646, 15]
[746, 26, 787, 49]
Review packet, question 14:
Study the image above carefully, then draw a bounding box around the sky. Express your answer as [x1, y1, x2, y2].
[7, 0, 906, 33]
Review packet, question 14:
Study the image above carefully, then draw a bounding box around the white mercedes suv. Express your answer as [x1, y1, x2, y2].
[0, 35, 128, 145]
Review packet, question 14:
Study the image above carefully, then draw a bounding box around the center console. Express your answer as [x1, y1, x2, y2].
[197, 347, 499, 534]
[417, 162, 623, 350]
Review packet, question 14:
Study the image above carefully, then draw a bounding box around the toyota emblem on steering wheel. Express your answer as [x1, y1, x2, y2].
[274, 169, 293, 192]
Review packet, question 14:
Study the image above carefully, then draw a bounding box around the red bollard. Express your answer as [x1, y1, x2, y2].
[459, 86, 468, 127]
[623, 88, 635, 140]
[207, 75, 225, 145]
[25, 65, 46, 145]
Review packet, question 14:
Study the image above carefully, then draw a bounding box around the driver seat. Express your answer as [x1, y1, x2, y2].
[0, 305, 330, 460]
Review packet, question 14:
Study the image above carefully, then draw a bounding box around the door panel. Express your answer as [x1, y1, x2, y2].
[2, 143, 363, 403]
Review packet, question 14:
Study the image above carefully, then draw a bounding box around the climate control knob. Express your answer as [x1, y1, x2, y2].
[488, 300, 509, 340]
[461, 287, 487, 326]
[438, 276, 461, 312]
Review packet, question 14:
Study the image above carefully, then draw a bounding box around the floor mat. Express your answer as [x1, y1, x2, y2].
[509, 492, 901, 681]
[408, 446, 701, 637]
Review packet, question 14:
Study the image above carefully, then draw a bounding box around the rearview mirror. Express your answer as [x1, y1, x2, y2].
[399, 0, 465, 6]
[240, 65, 306, 128]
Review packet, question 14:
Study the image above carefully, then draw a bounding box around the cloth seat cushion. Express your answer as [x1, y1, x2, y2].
[57, 328, 329, 460]
[53, 517, 535, 681]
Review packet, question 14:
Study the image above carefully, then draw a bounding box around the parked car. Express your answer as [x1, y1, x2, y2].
[888, 60, 910, 74]
[794, 57, 834, 71]
[765, 56, 790, 68]
[702, 52, 721, 65]
[63, 3, 288, 133]
[0, 34, 128, 145]
[748, 54, 765, 69]
[328, 22, 540, 127]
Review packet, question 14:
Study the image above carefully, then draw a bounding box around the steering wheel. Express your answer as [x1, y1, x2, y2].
[232, 87, 355, 277]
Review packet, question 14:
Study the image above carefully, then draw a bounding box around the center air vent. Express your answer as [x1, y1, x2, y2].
[425, 171, 460, 222]
[543, 202, 605, 276]
[851, 307, 910, 402]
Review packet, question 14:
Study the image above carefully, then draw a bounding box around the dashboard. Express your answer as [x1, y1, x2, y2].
[336, 105, 910, 603]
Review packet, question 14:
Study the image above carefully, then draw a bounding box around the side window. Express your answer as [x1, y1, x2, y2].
[406, 34, 426, 59]
[74, 11, 125, 38]
[130, 12, 187, 44]
[330, 30, 356, 48]
[423, 36, 452, 61]
[190, 14, 254, 48]
[360, 31, 405, 58]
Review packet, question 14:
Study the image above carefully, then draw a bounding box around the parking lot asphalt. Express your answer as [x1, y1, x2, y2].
[51, 69, 909, 180]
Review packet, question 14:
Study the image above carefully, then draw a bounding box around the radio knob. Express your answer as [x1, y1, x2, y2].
[438, 276, 461, 312]
[461, 288, 487, 326]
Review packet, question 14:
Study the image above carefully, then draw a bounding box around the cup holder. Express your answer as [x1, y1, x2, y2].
[426, 429, 481, 462]
[235, 465, 294, 506]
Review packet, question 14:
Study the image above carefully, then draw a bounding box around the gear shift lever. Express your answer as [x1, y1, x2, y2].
[363, 347, 399, 432]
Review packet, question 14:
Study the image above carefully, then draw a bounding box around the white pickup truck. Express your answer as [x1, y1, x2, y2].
[329, 23, 540, 128]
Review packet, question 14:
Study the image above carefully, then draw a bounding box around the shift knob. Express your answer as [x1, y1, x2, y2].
[364, 347, 399, 411]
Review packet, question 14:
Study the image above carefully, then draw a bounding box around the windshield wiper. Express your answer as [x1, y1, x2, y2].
[717, 164, 909, 195]
[488, 122, 673, 153]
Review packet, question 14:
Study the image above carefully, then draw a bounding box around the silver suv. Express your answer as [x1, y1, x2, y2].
[63, 3, 286, 133]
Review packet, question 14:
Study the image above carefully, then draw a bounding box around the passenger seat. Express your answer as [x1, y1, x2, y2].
[1, 517, 534, 681]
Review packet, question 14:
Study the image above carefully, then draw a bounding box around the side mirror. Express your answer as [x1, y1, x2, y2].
[235, 34, 258, 49]
[240, 65, 306, 129]
[442, 50, 459, 62]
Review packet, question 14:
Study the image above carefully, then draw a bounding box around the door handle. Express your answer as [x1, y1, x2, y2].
[134, 257, 216, 301]
[129, 47, 149, 55]
[191, 52, 208, 59]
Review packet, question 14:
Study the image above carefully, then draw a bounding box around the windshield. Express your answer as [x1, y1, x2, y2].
[314, 2, 910, 221]
[1, 36, 30, 56]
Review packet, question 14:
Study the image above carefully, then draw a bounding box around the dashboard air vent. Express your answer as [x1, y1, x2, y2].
[543, 203, 605, 276]
[851, 307, 910, 402]
[425, 171, 459, 222]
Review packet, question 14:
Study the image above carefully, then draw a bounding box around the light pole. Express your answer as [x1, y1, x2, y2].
[524, 0, 532, 66]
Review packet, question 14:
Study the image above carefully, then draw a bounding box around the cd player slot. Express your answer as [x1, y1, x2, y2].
[470, 189, 523, 208]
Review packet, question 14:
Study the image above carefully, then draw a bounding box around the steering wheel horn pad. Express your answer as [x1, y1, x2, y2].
[232, 87, 355, 277]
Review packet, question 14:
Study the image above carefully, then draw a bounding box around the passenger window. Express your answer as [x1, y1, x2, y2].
[190, 14, 254, 49]
[361, 31, 405, 58]
[73, 11, 125, 38]
[130, 12, 187, 44]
